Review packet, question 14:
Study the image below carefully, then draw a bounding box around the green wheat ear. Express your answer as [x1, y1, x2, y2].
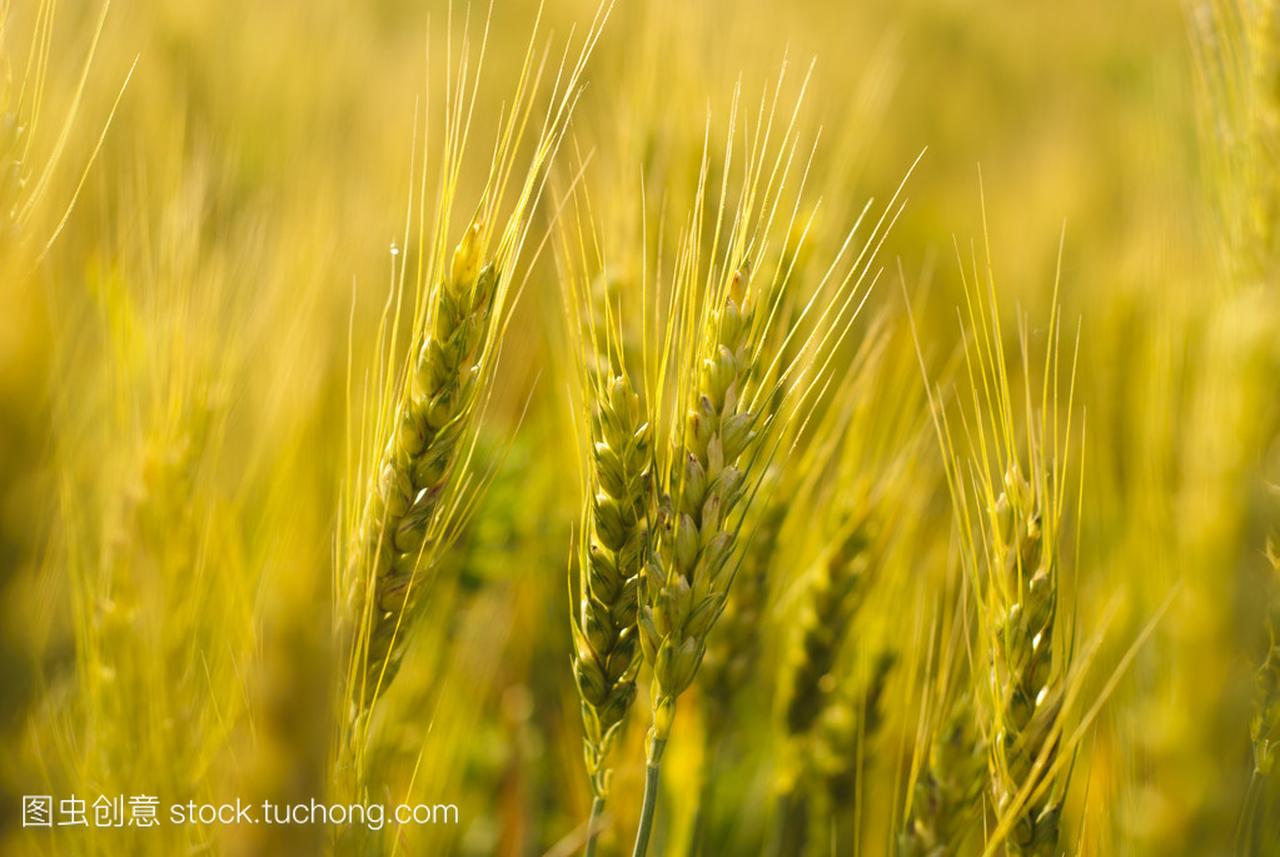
[781, 510, 876, 739]
[639, 266, 765, 750]
[922, 219, 1078, 856]
[986, 464, 1064, 857]
[898, 694, 987, 857]
[355, 223, 500, 704]
[573, 369, 652, 800]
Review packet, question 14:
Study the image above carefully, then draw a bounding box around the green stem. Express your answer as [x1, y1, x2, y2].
[1236, 769, 1263, 856]
[584, 796, 606, 857]
[631, 738, 668, 857]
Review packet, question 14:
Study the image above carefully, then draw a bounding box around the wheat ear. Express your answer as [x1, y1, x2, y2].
[632, 266, 767, 856]
[810, 653, 895, 843]
[573, 370, 652, 855]
[898, 695, 986, 857]
[985, 465, 1063, 857]
[769, 513, 876, 856]
[352, 223, 498, 706]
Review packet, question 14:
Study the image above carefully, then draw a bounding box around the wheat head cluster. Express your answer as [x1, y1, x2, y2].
[3, 0, 1280, 855]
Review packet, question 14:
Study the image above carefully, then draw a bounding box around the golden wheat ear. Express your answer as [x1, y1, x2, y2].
[337, 3, 614, 813]
[918, 205, 1080, 857]
[625, 84, 921, 857]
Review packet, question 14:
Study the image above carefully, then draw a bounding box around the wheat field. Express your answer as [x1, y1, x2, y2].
[2, 0, 1279, 855]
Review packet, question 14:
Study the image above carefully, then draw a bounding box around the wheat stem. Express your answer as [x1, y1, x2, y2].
[631, 737, 667, 857]
[584, 796, 606, 857]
